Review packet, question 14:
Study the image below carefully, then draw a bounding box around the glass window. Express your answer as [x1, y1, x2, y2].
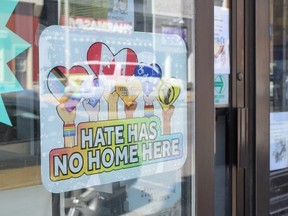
[269, 0, 288, 215]
[214, 1, 231, 216]
[0, 1, 195, 215]
[0, 2, 42, 190]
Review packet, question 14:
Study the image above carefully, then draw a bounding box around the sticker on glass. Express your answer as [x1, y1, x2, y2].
[39, 26, 187, 193]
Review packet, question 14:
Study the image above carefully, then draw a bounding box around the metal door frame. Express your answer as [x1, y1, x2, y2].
[231, 0, 270, 215]
[195, 0, 215, 215]
[196, 0, 270, 215]
[255, 0, 270, 215]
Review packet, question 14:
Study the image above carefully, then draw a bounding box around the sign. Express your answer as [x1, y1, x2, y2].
[125, 171, 181, 215]
[108, 0, 134, 26]
[214, 6, 230, 74]
[39, 26, 187, 193]
[61, 0, 134, 34]
[270, 112, 288, 171]
[214, 74, 229, 106]
[61, 16, 133, 34]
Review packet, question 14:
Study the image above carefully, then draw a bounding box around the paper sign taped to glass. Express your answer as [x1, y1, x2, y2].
[39, 26, 187, 193]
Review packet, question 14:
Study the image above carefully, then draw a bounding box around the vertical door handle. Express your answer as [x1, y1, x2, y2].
[237, 108, 248, 169]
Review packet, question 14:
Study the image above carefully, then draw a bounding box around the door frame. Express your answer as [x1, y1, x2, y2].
[255, 0, 270, 215]
[232, 0, 270, 215]
[195, 0, 271, 215]
[235, 0, 270, 215]
[195, 0, 215, 215]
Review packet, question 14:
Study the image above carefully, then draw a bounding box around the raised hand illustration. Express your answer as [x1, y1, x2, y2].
[56, 103, 76, 147]
[157, 78, 181, 134]
[87, 42, 138, 120]
[82, 77, 104, 121]
[134, 63, 162, 117]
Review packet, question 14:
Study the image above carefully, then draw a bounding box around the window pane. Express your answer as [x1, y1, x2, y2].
[269, 0, 288, 215]
[0, 1, 195, 215]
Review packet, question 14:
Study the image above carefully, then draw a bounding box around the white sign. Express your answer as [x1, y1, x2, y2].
[270, 112, 288, 171]
[39, 26, 188, 193]
[125, 171, 181, 215]
[214, 6, 230, 74]
[214, 74, 229, 106]
[108, 0, 134, 26]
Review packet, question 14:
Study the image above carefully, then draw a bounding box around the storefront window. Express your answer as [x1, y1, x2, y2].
[269, 0, 288, 215]
[0, 1, 195, 215]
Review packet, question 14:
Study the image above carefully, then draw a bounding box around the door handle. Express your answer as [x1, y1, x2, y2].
[237, 108, 248, 169]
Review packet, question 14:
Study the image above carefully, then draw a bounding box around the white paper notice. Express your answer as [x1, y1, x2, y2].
[214, 6, 230, 74]
[270, 112, 288, 171]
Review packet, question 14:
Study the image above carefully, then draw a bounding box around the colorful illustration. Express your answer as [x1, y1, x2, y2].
[87, 42, 138, 119]
[157, 78, 181, 134]
[214, 6, 230, 74]
[40, 26, 187, 193]
[270, 112, 288, 171]
[134, 63, 162, 117]
[47, 66, 89, 112]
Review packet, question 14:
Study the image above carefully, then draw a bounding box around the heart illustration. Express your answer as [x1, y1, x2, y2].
[115, 78, 142, 106]
[82, 77, 104, 107]
[134, 63, 162, 96]
[157, 78, 181, 111]
[87, 42, 138, 93]
[47, 65, 89, 112]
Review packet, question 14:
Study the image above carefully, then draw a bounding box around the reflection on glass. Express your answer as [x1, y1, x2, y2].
[0, 3, 41, 172]
[214, 0, 231, 216]
[0, 91, 40, 167]
[0, 0, 195, 216]
[270, 0, 288, 215]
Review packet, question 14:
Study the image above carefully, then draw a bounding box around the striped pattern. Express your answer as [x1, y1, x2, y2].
[47, 66, 89, 109]
[144, 105, 154, 117]
[63, 124, 76, 137]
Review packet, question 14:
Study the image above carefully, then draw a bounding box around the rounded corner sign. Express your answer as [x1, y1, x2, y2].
[39, 26, 188, 193]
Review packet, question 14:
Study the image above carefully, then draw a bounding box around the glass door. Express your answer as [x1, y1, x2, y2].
[0, 0, 218, 216]
[214, 0, 256, 215]
[0, 0, 219, 215]
[269, 0, 288, 215]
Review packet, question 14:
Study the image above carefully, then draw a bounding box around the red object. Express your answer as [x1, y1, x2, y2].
[6, 13, 39, 83]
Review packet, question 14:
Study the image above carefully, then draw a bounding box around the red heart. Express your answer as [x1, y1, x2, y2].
[87, 42, 138, 80]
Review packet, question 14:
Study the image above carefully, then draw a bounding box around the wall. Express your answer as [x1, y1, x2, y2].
[0, 185, 52, 216]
